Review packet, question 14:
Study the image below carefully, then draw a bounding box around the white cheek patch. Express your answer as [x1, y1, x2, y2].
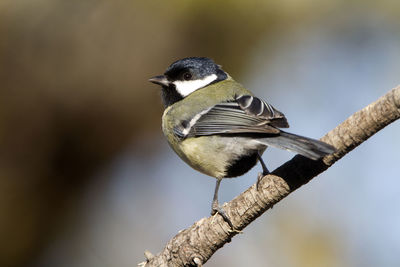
[173, 74, 218, 97]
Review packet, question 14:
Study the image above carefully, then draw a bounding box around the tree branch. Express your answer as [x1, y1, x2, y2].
[139, 86, 400, 267]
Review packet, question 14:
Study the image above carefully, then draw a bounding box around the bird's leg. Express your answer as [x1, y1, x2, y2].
[257, 153, 270, 175]
[211, 178, 235, 230]
[256, 153, 270, 190]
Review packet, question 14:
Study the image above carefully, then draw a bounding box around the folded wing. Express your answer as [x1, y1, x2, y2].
[174, 95, 335, 160]
[178, 95, 289, 138]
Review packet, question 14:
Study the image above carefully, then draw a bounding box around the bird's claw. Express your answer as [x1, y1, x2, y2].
[211, 204, 239, 232]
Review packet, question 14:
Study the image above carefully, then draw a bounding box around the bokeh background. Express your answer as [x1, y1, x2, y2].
[1, 0, 400, 266]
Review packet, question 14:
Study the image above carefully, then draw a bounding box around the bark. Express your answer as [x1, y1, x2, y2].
[139, 86, 400, 267]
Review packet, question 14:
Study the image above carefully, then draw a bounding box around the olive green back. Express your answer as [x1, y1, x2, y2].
[163, 77, 253, 133]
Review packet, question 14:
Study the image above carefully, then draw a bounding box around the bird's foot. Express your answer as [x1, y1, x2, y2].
[211, 203, 241, 233]
[256, 171, 269, 190]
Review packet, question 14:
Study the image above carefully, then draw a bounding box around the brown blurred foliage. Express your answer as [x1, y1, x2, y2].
[0, 1, 168, 266]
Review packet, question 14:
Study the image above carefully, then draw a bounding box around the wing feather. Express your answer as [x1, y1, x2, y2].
[183, 95, 289, 138]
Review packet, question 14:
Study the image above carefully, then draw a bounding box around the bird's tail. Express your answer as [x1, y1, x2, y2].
[258, 131, 336, 160]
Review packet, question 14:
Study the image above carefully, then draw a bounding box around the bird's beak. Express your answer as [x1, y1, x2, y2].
[149, 75, 169, 87]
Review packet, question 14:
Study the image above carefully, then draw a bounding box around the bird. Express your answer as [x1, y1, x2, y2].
[149, 57, 335, 228]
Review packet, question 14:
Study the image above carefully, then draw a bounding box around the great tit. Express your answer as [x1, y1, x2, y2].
[149, 57, 335, 227]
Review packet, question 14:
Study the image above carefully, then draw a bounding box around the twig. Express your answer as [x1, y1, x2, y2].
[139, 86, 400, 267]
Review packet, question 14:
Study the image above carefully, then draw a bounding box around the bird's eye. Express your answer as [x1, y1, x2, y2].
[183, 72, 192, 81]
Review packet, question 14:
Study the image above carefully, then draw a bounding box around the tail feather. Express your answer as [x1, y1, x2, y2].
[259, 131, 336, 160]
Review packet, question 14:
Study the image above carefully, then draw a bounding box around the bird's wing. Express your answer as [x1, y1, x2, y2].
[174, 95, 289, 139]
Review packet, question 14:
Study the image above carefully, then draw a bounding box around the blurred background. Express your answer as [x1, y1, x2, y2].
[1, 0, 400, 266]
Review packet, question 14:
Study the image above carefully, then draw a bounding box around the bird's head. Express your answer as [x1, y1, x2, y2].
[149, 57, 228, 107]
